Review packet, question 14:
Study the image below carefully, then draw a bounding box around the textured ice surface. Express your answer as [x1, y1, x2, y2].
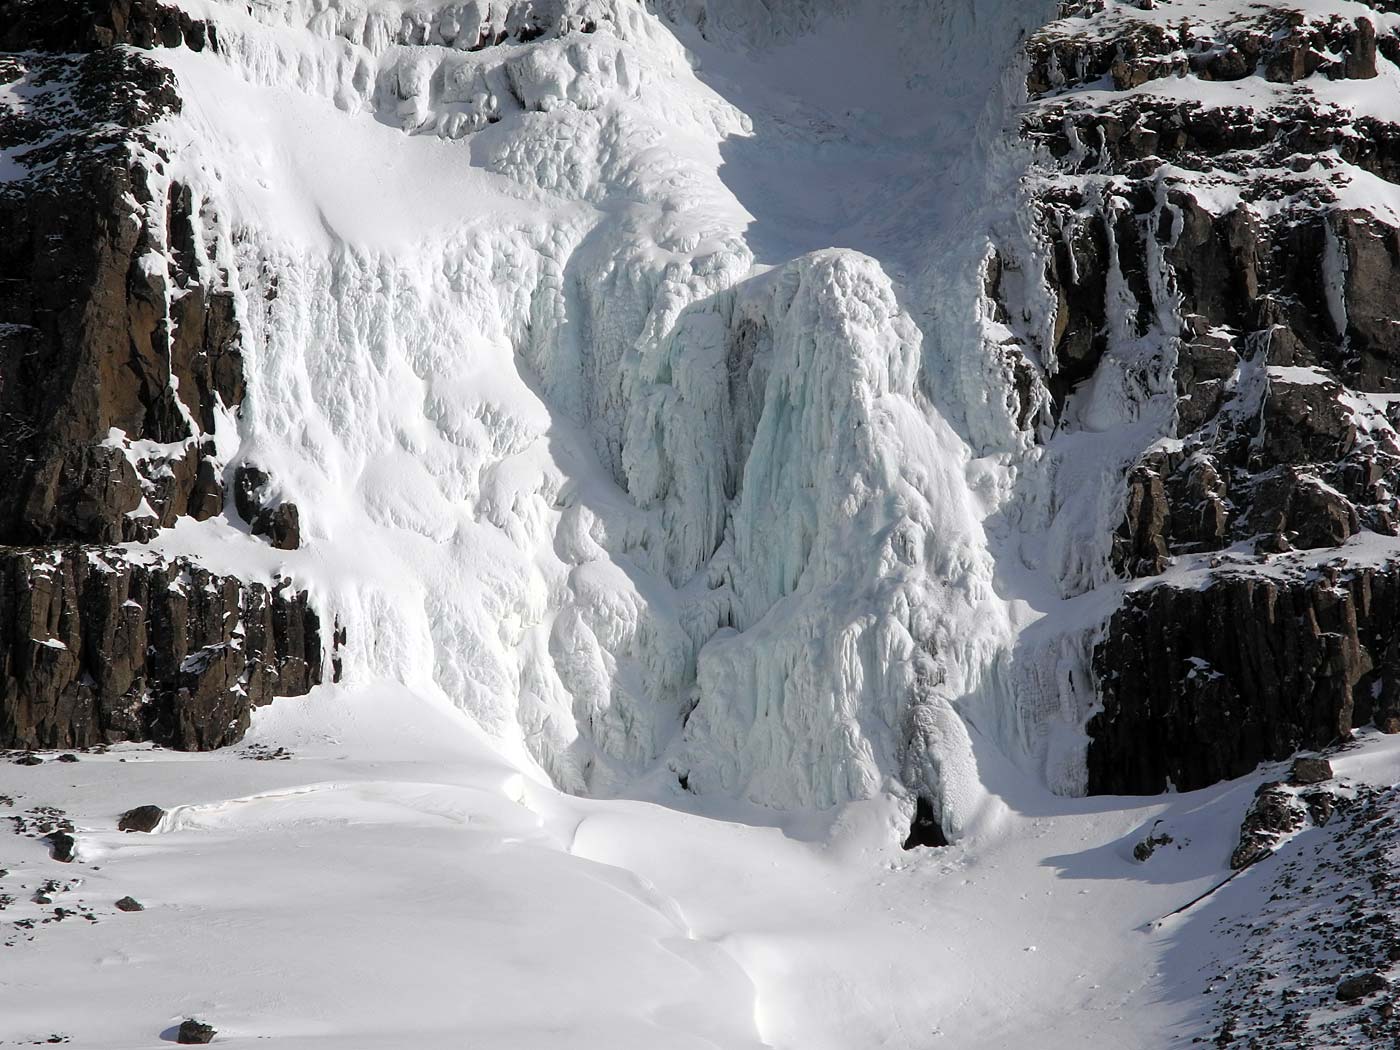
[141, 0, 1178, 835]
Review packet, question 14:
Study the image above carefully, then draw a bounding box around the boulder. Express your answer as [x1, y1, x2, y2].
[1337, 972, 1388, 1002]
[117, 805, 166, 833]
[1290, 757, 1334, 785]
[45, 832, 76, 863]
[176, 1019, 216, 1045]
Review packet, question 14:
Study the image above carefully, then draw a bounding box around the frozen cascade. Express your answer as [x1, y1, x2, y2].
[143, 0, 1156, 835]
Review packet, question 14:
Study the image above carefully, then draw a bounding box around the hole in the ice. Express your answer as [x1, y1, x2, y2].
[902, 796, 948, 850]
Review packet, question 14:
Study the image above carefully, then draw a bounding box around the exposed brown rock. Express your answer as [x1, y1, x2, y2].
[234, 466, 302, 551]
[1291, 757, 1335, 786]
[1087, 566, 1397, 795]
[0, 1, 327, 755]
[0, 549, 322, 751]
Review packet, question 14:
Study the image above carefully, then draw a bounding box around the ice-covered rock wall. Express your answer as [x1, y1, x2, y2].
[28, 0, 1277, 836]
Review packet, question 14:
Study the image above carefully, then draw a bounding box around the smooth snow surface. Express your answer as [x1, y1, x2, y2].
[11, 688, 1400, 1049]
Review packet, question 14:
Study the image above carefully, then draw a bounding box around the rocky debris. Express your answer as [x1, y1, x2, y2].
[176, 1019, 216, 1045]
[1230, 782, 1307, 870]
[1202, 783, 1400, 1045]
[233, 466, 301, 551]
[1292, 757, 1335, 786]
[239, 744, 292, 761]
[1, 805, 152, 949]
[1338, 972, 1389, 1002]
[12, 753, 42, 766]
[0, 549, 322, 751]
[7, 804, 73, 839]
[117, 805, 166, 833]
[1133, 822, 1175, 862]
[1302, 790, 1338, 828]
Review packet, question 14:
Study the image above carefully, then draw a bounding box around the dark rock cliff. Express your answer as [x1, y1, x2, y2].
[997, 0, 1400, 793]
[1090, 562, 1400, 794]
[0, 548, 320, 750]
[0, 0, 321, 750]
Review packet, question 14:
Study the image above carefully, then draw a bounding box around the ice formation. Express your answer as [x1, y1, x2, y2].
[120, 0, 1227, 836]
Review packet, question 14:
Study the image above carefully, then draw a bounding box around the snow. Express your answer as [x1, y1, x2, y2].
[136, 0, 1090, 830]
[9, 687, 1400, 1048]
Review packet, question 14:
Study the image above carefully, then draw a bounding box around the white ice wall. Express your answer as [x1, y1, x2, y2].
[149, 0, 1131, 836]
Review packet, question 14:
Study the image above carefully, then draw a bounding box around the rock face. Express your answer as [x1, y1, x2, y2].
[0, 1, 323, 751]
[0, 6, 234, 546]
[1089, 564, 1400, 794]
[0, 549, 320, 751]
[233, 467, 301, 551]
[996, 2, 1400, 794]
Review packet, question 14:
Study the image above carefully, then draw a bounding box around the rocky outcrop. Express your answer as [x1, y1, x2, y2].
[0, 31, 239, 545]
[234, 466, 301, 551]
[117, 805, 166, 833]
[1089, 562, 1400, 795]
[0, 548, 321, 751]
[997, 2, 1400, 794]
[0, 0, 217, 53]
[0, 2, 323, 750]
[1230, 782, 1308, 870]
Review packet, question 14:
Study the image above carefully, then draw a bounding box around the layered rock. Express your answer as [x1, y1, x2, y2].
[1089, 561, 1400, 794]
[0, 548, 320, 750]
[0, 0, 323, 750]
[0, 15, 234, 545]
[993, 1, 1400, 793]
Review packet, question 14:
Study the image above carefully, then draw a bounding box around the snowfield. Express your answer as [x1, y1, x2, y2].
[6, 0, 1400, 1046]
[9, 686, 1400, 1049]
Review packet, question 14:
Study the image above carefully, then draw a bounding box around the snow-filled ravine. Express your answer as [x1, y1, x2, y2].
[9, 0, 1400, 1046]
